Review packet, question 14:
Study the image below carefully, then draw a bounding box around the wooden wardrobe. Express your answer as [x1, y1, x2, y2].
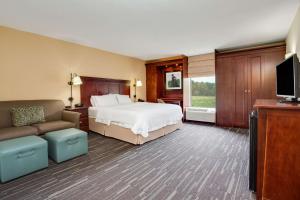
[216, 44, 286, 128]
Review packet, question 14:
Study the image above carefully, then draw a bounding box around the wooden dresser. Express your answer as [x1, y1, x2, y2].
[65, 107, 89, 132]
[254, 99, 300, 200]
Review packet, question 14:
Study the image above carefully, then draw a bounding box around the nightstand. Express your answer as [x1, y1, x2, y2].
[65, 107, 89, 132]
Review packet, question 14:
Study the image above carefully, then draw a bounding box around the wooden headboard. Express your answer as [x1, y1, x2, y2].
[80, 76, 130, 107]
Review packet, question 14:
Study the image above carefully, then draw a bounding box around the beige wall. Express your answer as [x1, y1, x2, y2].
[287, 6, 300, 59]
[0, 26, 146, 106]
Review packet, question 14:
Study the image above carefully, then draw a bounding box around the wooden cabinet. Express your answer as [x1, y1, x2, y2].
[254, 99, 300, 200]
[65, 107, 89, 131]
[216, 45, 286, 128]
[145, 56, 188, 111]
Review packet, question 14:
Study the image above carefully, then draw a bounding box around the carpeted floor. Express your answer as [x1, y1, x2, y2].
[0, 123, 256, 200]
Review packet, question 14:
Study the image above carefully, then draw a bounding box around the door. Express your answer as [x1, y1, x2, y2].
[234, 56, 248, 127]
[216, 57, 236, 126]
[248, 56, 262, 118]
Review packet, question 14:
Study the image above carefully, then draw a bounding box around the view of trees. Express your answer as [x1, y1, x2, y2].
[191, 80, 216, 96]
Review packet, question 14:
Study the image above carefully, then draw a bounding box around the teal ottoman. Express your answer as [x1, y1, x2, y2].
[0, 136, 48, 183]
[44, 128, 88, 163]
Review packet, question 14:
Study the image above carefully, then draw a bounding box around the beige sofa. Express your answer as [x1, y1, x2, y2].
[0, 100, 80, 141]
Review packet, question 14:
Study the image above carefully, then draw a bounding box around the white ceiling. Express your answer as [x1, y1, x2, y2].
[0, 0, 299, 60]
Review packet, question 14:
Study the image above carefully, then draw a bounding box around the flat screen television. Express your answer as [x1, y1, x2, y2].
[276, 54, 300, 102]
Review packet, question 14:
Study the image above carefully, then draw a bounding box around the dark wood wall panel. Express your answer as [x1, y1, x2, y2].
[146, 65, 157, 102]
[261, 51, 286, 98]
[80, 76, 130, 107]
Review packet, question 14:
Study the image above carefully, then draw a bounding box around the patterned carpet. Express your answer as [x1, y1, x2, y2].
[0, 123, 256, 200]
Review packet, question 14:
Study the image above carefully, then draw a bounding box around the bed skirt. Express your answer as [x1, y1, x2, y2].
[89, 117, 182, 145]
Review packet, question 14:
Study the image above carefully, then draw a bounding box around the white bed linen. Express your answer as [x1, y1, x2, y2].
[116, 94, 132, 104]
[90, 94, 118, 107]
[89, 102, 183, 137]
[88, 107, 99, 118]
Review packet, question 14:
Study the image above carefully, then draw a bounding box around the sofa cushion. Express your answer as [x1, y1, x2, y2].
[11, 106, 45, 127]
[32, 121, 76, 134]
[0, 126, 38, 141]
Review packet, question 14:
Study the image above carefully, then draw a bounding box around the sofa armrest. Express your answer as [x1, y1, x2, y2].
[62, 111, 81, 129]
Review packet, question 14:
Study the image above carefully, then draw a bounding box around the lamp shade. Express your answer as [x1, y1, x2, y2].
[136, 80, 142, 87]
[72, 74, 82, 85]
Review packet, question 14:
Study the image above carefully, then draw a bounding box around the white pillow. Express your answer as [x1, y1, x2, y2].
[90, 96, 97, 107]
[90, 94, 118, 107]
[116, 95, 132, 104]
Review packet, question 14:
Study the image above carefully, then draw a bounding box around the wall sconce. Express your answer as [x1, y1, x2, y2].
[67, 73, 82, 108]
[133, 79, 142, 101]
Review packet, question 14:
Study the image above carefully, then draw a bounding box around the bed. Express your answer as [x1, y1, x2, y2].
[80, 76, 183, 144]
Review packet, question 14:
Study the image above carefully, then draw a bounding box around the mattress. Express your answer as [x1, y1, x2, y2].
[88, 107, 98, 118]
[89, 102, 183, 137]
[89, 117, 182, 145]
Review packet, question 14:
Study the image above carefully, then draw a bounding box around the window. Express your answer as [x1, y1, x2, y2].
[190, 76, 216, 108]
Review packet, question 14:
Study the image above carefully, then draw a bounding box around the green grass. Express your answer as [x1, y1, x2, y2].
[191, 96, 216, 108]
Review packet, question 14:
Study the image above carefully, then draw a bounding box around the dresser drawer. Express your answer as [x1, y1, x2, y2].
[80, 116, 89, 127]
[78, 109, 88, 116]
